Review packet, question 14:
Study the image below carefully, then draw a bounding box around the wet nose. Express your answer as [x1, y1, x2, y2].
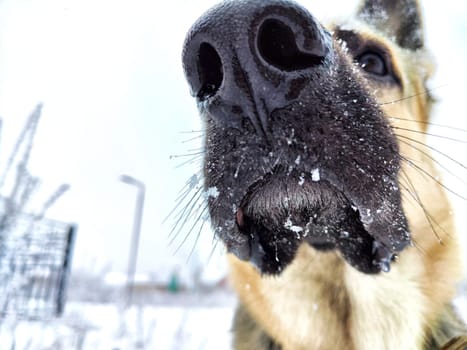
[182, 0, 332, 131]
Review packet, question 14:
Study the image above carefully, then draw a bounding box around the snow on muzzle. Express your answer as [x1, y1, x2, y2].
[181, 0, 411, 275]
[234, 171, 405, 275]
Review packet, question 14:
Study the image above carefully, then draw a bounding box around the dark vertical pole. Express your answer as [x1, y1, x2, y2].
[56, 224, 76, 316]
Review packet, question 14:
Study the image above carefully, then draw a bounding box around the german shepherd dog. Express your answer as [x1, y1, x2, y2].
[181, 0, 467, 349]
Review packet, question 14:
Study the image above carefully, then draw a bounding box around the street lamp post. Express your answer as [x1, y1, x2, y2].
[119, 174, 145, 307]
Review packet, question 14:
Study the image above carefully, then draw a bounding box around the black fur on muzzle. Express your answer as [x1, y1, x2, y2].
[182, 0, 411, 274]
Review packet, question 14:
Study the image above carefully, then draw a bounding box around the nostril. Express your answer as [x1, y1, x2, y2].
[197, 42, 223, 101]
[257, 19, 324, 72]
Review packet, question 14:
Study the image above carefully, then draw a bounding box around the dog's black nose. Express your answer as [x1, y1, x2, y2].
[182, 0, 332, 131]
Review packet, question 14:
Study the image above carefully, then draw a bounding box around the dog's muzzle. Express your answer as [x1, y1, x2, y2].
[182, 0, 411, 275]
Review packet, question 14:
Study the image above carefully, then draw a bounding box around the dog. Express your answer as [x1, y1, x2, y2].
[181, 0, 467, 349]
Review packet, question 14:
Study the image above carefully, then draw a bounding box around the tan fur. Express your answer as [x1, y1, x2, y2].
[228, 9, 465, 350]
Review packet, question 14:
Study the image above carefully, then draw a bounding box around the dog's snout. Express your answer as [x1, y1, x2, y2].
[182, 0, 332, 129]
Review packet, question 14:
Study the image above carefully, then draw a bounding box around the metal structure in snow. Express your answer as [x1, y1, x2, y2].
[0, 217, 76, 320]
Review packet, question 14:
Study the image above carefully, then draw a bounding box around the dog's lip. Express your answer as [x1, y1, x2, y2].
[234, 170, 360, 242]
[233, 168, 399, 273]
[235, 167, 353, 228]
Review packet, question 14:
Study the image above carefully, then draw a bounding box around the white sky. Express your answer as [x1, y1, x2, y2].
[0, 0, 465, 278]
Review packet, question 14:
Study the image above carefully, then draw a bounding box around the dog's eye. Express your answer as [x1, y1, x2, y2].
[357, 52, 388, 76]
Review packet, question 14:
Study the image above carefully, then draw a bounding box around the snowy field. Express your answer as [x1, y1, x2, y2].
[0, 290, 236, 350]
[0, 287, 465, 350]
[0, 304, 235, 350]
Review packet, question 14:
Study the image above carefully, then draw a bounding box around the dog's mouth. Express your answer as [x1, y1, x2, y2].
[233, 169, 401, 274]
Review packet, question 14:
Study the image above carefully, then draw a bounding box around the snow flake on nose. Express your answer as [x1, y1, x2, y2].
[287, 128, 296, 145]
[311, 168, 320, 182]
[340, 230, 350, 238]
[284, 216, 304, 239]
[298, 173, 306, 186]
[204, 186, 219, 199]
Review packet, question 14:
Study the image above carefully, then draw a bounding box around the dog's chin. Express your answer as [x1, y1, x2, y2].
[231, 171, 398, 275]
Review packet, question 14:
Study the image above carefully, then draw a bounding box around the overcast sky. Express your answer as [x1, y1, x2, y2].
[0, 0, 465, 279]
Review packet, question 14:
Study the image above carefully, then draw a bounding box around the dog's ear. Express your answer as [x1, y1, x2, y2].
[357, 0, 424, 50]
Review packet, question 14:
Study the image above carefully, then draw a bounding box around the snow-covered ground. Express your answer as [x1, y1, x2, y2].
[0, 304, 235, 350]
[0, 287, 465, 350]
[0, 289, 237, 350]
